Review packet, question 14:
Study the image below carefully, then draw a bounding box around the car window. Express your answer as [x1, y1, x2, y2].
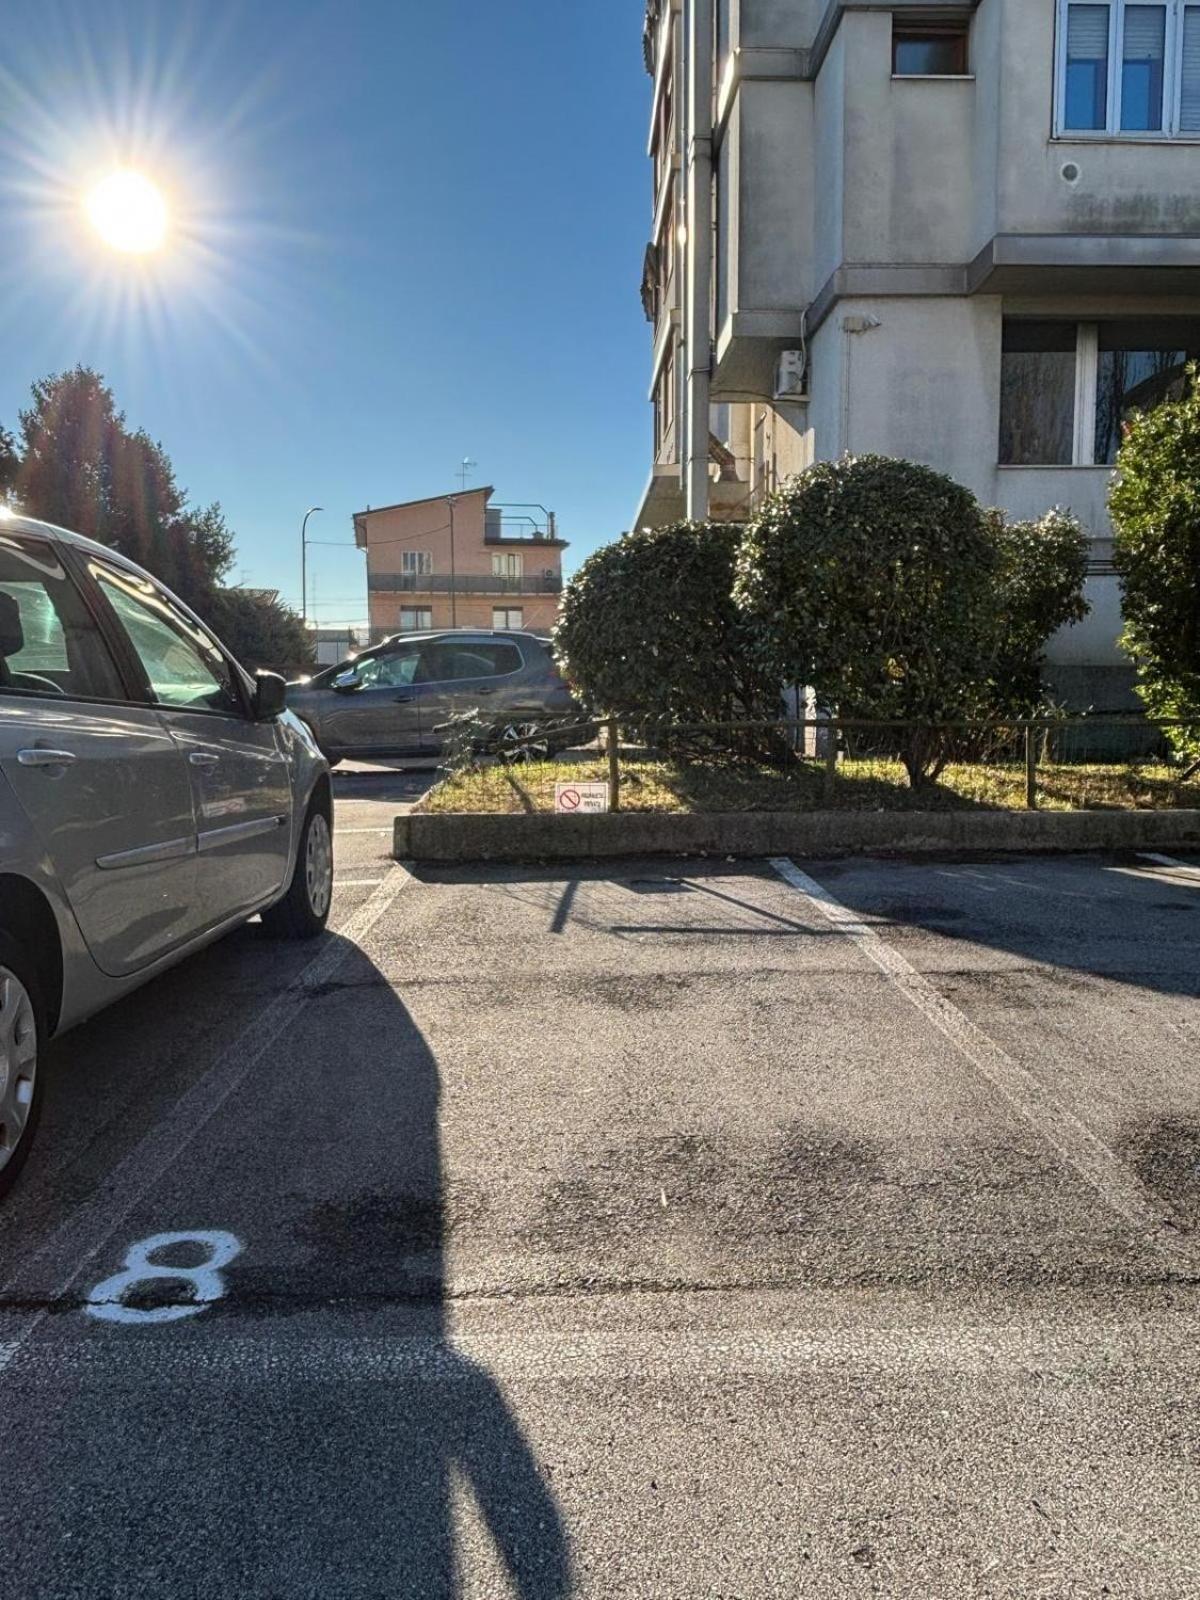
[354, 646, 422, 688]
[0, 535, 125, 701]
[91, 562, 242, 714]
[425, 641, 523, 681]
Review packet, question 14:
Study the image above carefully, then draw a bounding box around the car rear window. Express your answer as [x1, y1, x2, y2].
[0, 536, 125, 701]
[425, 641, 523, 681]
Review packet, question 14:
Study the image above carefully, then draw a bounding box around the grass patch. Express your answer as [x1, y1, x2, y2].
[416, 756, 1200, 816]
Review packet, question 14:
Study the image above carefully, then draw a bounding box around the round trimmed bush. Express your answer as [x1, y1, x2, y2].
[553, 520, 778, 726]
[734, 455, 999, 781]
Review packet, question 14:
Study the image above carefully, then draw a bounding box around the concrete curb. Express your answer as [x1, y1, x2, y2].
[393, 808, 1200, 864]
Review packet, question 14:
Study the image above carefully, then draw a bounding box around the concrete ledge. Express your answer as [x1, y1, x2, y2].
[393, 809, 1200, 864]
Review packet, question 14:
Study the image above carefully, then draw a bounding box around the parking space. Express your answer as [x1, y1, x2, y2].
[0, 844, 1198, 1596]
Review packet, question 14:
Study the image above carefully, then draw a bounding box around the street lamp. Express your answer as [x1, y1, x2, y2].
[300, 506, 323, 627]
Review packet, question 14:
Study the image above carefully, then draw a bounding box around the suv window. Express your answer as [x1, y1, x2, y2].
[353, 645, 423, 688]
[0, 535, 125, 701]
[91, 561, 243, 714]
[425, 641, 523, 681]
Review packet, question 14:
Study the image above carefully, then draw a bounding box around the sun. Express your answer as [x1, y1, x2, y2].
[84, 170, 169, 254]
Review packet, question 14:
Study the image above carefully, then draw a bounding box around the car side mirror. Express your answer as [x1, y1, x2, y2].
[253, 671, 287, 720]
[332, 670, 362, 693]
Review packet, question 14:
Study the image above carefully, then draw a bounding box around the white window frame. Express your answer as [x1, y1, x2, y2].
[492, 607, 523, 630]
[491, 552, 524, 579]
[400, 550, 432, 576]
[1055, 0, 1198, 136]
[398, 606, 433, 631]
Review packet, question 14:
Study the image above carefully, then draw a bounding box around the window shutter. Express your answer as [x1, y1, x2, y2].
[1122, 4, 1164, 58]
[1182, 7, 1200, 131]
[1067, 3, 1110, 58]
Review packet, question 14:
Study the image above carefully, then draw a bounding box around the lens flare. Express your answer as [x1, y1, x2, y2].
[84, 170, 168, 253]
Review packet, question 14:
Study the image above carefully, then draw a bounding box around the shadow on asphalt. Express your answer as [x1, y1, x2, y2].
[1, 932, 574, 1598]
[412, 851, 1200, 999]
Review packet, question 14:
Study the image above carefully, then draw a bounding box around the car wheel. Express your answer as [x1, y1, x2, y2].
[261, 800, 333, 939]
[0, 933, 45, 1200]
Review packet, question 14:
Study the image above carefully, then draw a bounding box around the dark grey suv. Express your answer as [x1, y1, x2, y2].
[287, 629, 578, 762]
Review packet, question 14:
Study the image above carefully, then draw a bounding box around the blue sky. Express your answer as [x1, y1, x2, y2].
[0, 0, 651, 622]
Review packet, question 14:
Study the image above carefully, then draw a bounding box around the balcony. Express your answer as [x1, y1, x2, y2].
[368, 572, 563, 596]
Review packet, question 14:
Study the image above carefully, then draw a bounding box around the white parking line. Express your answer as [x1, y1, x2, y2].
[1138, 852, 1194, 870]
[0, 863, 414, 1375]
[335, 827, 393, 835]
[334, 878, 386, 888]
[769, 857, 1176, 1241]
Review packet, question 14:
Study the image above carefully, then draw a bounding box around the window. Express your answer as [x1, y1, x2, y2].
[0, 536, 124, 701]
[398, 606, 433, 630]
[492, 607, 524, 630]
[400, 550, 432, 576]
[999, 317, 1200, 464]
[1057, 0, 1200, 135]
[1095, 318, 1200, 461]
[893, 23, 969, 75]
[354, 646, 423, 688]
[999, 322, 1078, 464]
[491, 552, 523, 579]
[426, 640, 523, 681]
[93, 563, 241, 713]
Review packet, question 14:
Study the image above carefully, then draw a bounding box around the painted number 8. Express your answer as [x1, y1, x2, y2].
[85, 1231, 242, 1324]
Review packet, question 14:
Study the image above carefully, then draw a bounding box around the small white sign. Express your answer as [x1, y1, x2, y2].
[555, 781, 610, 815]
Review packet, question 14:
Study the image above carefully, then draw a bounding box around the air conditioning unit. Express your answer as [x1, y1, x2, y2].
[774, 347, 809, 402]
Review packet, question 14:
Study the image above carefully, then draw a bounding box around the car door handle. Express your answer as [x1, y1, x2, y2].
[393, 695, 416, 703]
[473, 687, 497, 696]
[16, 748, 76, 768]
[188, 751, 221, 768]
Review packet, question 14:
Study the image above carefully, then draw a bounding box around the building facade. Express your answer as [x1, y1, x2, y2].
[354, 487, 567, 642]
[638, 0, 1200, 706]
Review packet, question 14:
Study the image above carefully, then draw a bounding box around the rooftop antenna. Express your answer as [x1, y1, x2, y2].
[457, 456, 476, 492]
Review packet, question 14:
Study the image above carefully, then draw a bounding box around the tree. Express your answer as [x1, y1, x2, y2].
[986, 507, 1090, 714]
[207, 588, 315, 680]
[0, 423, 18, 499]
[1109, 364, 1200, 764]
[734, 455, 1001, 784]
[15, 367, 233, 609]
[553, 520, 779, 727]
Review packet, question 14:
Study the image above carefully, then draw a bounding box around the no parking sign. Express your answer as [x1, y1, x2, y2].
[554, 781, 610, 814]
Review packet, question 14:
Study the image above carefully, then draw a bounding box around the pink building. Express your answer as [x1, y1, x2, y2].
[353, 487, 567, 641]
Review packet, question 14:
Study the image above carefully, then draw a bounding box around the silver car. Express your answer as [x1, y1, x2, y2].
[287, 629, 578, 763]
[0, 514, 333, 1195]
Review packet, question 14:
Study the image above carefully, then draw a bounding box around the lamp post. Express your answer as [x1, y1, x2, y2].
[446, 495, 458, 628]
[300, 506, 323, 627]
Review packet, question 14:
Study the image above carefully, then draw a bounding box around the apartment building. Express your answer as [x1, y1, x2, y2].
[638, 0, 1200, 706]
[353, 487, 567, 642]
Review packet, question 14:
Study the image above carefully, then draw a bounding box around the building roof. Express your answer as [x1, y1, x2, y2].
[352, 485, 495, 521]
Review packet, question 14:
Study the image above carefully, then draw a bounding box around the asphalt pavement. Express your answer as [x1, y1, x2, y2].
[1, 767, 1199, 1597]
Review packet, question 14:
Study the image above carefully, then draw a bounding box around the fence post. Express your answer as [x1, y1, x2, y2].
[1024, 724, 1038, 810]
[607, 717, 621, 813]
[823, 721, 838, 804]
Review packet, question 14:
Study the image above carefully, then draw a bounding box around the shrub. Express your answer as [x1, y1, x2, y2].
[1109, 365, 1200, 765]
[735, 455, 999, 783]
[553, 520, 778, 729]
[986, 507, 1090, 714]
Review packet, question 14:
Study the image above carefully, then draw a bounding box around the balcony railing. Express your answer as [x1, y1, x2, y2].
[484, 504, 565, 545]
[368, 572, 562, 596]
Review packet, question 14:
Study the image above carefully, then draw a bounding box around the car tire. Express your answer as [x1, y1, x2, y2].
[261, 799, 333, 940]
[0, 932, 46, 1200]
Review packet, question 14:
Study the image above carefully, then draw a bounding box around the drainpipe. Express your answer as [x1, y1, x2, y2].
[683, 0, 714, 521]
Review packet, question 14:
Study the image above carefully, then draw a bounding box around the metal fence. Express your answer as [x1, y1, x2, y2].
[449, 712, 1200, 815]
